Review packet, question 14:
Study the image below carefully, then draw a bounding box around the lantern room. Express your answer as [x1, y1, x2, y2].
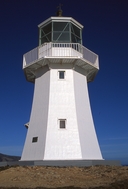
[38, 17, 83, 45]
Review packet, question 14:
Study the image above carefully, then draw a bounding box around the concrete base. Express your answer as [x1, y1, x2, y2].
[0, 160, 121, 167]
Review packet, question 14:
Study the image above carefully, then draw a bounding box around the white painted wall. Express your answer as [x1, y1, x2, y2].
[44, 68, 82, 160]
[21, 66, 50, 161]
[73, 70, 103, 159]
[21, 63, 103, 161]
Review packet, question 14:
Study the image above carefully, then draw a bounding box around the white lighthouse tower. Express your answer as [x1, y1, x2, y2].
[21, 9, 103, 162]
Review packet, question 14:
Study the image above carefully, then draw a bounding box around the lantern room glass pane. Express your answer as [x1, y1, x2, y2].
[53, 32, 70, 42]
[71, 23, 82, 44]
[71, 24, 80, 37]
[53, 22, 69, 31]
[41, 33, 51, 44]
[39, 22, 52, 45]
[41, 23, 52, 35]
[71, 34, 81, 43]
[53, 22, 70, 43]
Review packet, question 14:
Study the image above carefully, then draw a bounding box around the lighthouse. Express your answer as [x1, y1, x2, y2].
[21, 8, 103, 162]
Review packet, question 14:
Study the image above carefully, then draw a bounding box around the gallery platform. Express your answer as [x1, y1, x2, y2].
[0, 160, 121, 167]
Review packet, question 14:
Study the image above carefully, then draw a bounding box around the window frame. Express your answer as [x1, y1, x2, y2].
[32, 137, 38, 143]
[59, 119, 66, 129]
[58, 70, 65, 80]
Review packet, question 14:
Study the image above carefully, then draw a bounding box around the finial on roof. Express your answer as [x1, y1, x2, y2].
[56, 3, 63, 16]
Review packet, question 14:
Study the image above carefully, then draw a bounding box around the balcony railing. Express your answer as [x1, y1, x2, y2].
[23, 43, 99, 68]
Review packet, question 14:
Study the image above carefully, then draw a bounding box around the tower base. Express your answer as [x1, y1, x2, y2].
[0, 160, 120, 167]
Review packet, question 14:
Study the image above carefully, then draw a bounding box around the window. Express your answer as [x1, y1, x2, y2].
[39, 22, 52, 45]
[59, 71, 65, 79]
[71, 23, 82, 44]
[53, 22, 70, 43]
[39, 21, 82, 45]
[32, 137, 38, 143]
[59, 119, 66, 129]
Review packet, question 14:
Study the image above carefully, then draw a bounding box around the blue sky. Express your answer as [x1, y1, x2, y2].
[0, 0, 128, 165]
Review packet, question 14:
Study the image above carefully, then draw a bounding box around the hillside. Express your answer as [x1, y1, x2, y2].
[0, 165, 128, 189]
[0, 153, 20, 162]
